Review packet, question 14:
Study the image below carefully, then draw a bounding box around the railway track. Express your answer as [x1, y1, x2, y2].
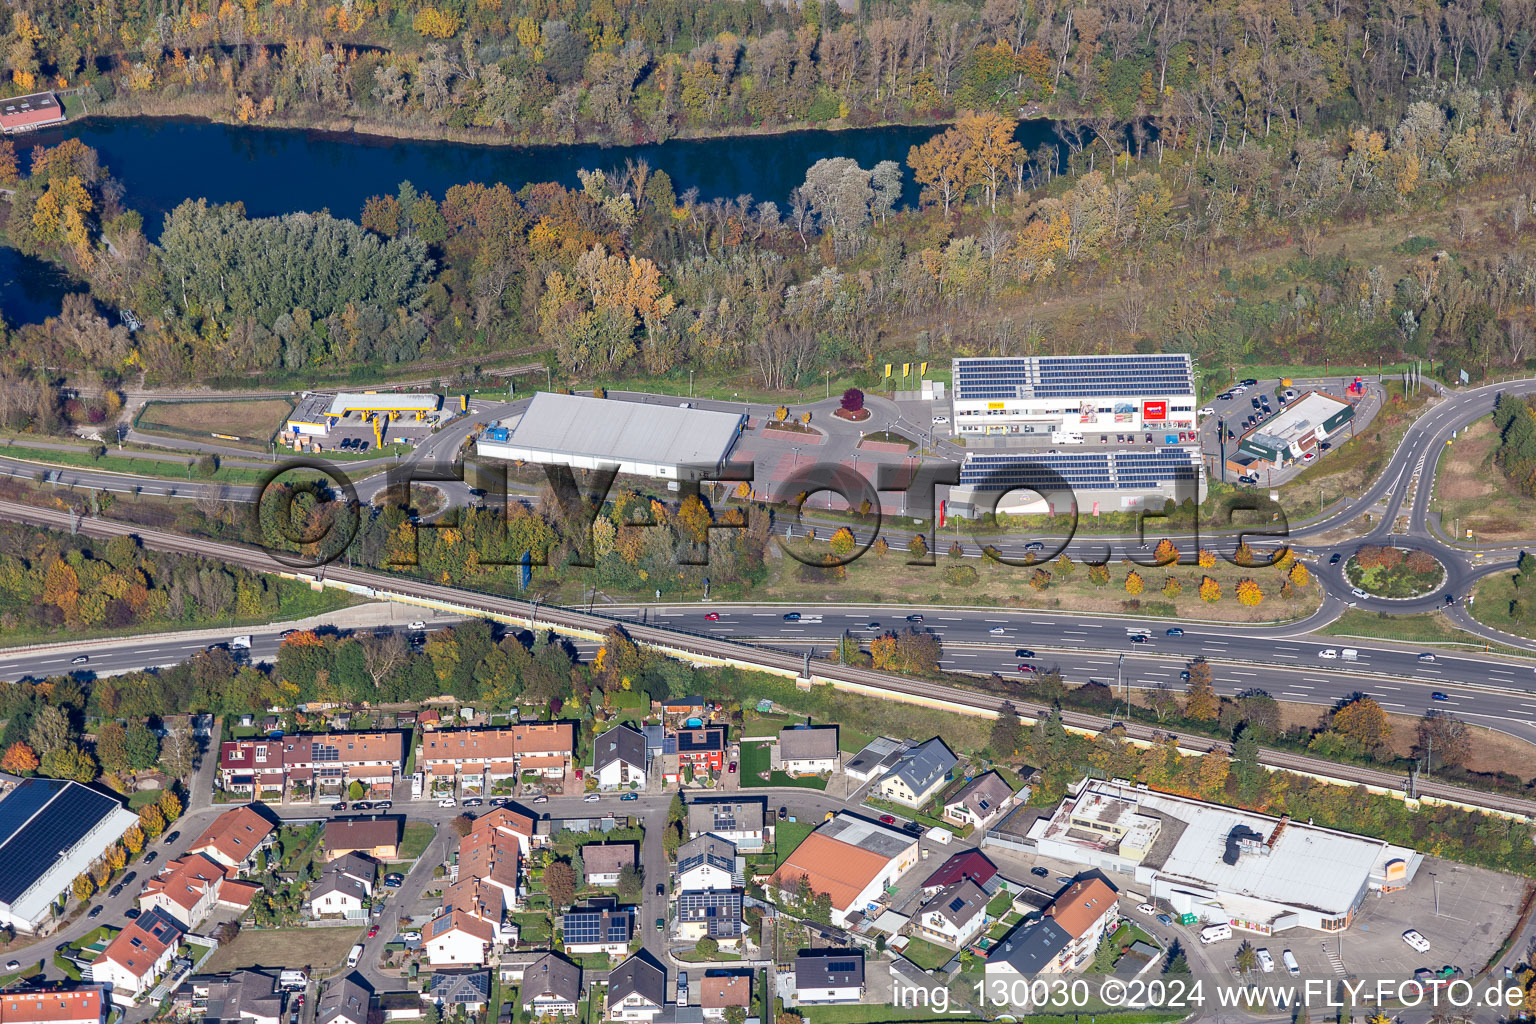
[4, 497, 1534, 819]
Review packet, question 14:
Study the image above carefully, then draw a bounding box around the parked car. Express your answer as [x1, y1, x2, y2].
[1136, 903, 1156, 916]
[533, 795, 549, 804]
[657, 883, 665, 896]
[932, 415, 950, 425]
[1156, 913, 1174, 926]
[727, 762, 737, 773]
[879, 814, 897, 825]
[367, 925, 379, 938]
[620, 792, 638, 801]
[437, 798, 457, 808]
[1030, 866, 1049, 877]
[88, 906, 103, 919]
[463, 798, 483, 807]
[376, 801, 392, 809]
[1302, 450, 1316, 461]
[656, 917, 665, 932]
[1241, 378, 1258, 386]
[408, 620, 427, 630]
[583, 794, 600, 803]
[1403, 929, 1431, 953]
[333, 802, 348, 812]
[143, 851, 156, 864]
[5, 961, 17, 971]
[163, 831, 180, 845]
[123, 908, 140, 919]
[1257, 949, 1275, 973]
[383, 874, 405, 888]
[777, 806, 787, 820]
[353, 802, 371, 811]
[903, 822, 924, 836]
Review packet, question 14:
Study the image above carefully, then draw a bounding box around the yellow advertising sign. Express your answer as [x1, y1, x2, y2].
[988, 402, 1005, 410]
[920, 362, 928, 376]
[884, 364, 892, 378]
[903, 363, 911, 377]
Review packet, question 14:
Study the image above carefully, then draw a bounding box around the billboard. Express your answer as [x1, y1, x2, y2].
[1143, 400, 1167, 421]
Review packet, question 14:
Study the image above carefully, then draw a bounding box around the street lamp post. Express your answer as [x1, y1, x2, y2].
[690, 370, 694, 398]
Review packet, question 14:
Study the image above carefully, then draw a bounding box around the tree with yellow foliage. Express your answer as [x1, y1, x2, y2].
[1331, 696, 1391, 751]
[1236, 578, 1263, 606]
[908, 126, 973, 218]
[1184, 658, 1219, 720]
[1125, 569, 1144, 595]
[1288, 562, 1311, 587]
[954, 111, 1020, 211]
[1198, 576, 1221, 602]
[829, 527, 856, 557]
[1197, 548, 1216, 568]
[413, 7, 462, 37]
[1162, 576, 1182, 598]
[72, 874, 94, 902]
[1153, 538, 1179, 565]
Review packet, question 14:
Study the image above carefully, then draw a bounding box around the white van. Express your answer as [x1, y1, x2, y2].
[1341, 648, 1359, 661]
[1199, 923, 1232, 944]
[1051, 431, 1085, 444]
[1282, 950, 1300, 975]
[231, 636, 252, 650]
[347, 944, 364, 968]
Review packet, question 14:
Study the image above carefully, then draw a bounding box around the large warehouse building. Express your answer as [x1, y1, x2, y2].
[476, 392, 746, 481]
[945, 447, 1206, 518]
[1028, 778, 1420, 935]
[950, 355, 1197, 438]
[1232, 391, 1355, 471]
[0, 779, 141, 933]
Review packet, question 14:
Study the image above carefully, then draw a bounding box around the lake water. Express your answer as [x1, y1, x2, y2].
[0, 244, 86, 327]
[1, 114, 1063, 324]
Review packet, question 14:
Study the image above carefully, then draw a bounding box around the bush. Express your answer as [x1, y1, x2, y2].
[943, 564, 979, 587]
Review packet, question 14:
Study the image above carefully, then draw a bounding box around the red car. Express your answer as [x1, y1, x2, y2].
[1017, 664, 1035, 673]
[367, 925, 379, 938]
[728, 762, 737, 773]
[705, 612, 721, 621]
[879, 814, 896, 825]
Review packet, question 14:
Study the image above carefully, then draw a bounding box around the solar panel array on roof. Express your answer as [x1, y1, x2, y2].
[0, 780, 118, 903]
[953, 355, 1194, 401]
[561, 910, 629, 944]
[959, 449, 1200, 493]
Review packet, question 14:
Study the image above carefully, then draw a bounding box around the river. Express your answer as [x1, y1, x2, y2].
[1, 114, 1063, 324]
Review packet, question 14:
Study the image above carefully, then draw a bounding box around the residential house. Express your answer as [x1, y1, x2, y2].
[985, 878, 1119, 979]
[456, 819, 523, 908]
[518, 954, 581, 1018]
[686, 800, 768, 853]
[179, 971, 283, 1024]
[316, 978, 371, 1024]
[471, 806, 541, 854]
[606, 955, 665, 1023]
[593, 726, 648, 791]
[419, 724, 575, 792]
[919, 851, 998, 897]
[674, 728, 725, 775]
[913, 879, 991, 948]
[0, 987, 106, 1024]
[494, 953, 548, 985]
[427, 971, 490, 1014]
[424, 910, 496, 968]
[771, 814, 918, 928]
[697, 973, 750, 1022]
[323, 818, 401, 861]
[218, 733, 406, 801]
[659, 697, 706, 721]
[94, 908, 183, 1005]
[676, 835, 735, 892]
[1045, 878, 1119, 973]
[581, 843, 636, 887]
[675, 891, 742, 944]
[138, 852, 259, 929]
[942, 772, 1018, 831]
[188, 806, 275, 873]
[777, 727, 839, 775]
[872, 738, 956, 809]
[311, 854, 376, 919]
[561, 907, 632, 956]
[793, 952, 864, 1005]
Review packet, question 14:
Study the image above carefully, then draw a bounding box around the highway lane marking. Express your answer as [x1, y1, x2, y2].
[1375, 685, 1401, 690]
[1273, 654, 1297, 659]
[1291, 683, 1314, 689]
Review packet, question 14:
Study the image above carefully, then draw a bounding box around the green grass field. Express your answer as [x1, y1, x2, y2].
[772, 821, 815, 868]
[137, 398, 294, 448]
[739, 740, 827, 790]
[399, 822, 435, 860]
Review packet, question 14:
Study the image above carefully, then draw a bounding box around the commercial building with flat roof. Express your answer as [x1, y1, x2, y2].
[1233, 391, 1355, 469]
[947, 447, 1206, 519]
[475, 392, 745, 481]
[285, 392, 443, 438]
[0, 779, 140, 933]
[1028, 778, 1420, 934]
[950, 355, 1196, 438]
[0, 93, 66, 133]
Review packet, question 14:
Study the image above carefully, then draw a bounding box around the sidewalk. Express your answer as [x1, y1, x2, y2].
[0, 600, 425, 657]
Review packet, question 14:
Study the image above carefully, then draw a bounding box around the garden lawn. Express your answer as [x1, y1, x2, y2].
[772, 822, 816, 868]
[898, 937, 957, 971]
[399, 822, 435, 860]
[739, 740, 827, 790]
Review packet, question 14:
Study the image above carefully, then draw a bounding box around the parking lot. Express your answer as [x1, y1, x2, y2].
[977, 845, 1527, 983]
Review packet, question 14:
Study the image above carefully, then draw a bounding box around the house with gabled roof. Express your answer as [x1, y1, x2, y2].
[943, 771, 1018, 830]
[873, 738, 955, 808]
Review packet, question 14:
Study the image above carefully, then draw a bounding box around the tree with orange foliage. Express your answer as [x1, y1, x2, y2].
[1236, 578, 1263, 606]
[953, 111, 1020, 210]
[1153, 538, 1179, 565]
[0, 742, 37, 775]
[1197, 548, 1216, 568]
[908, 126, 973, 218]
[1331, 696, 1391, 751]
[1198, 576, 1221, 602]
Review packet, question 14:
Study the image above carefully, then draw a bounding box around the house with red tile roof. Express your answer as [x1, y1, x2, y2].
[137, 852, 258, 929]
[95, 909, 183, 1004]
[0, 987, 105, 1024]
[188, 805, 275, 872]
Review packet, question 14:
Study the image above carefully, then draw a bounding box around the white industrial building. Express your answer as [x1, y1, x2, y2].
[1028, 778, 1420, 935]
[285, 392, 443, 438]
[950, 355, 1197, 438]
[0, 779, 141, 933]
[475, 392, 745, 481]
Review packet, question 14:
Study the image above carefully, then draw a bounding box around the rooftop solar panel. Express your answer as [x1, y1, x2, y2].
[953, 355, 1195, 401]
[0, 780, 119, 904]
